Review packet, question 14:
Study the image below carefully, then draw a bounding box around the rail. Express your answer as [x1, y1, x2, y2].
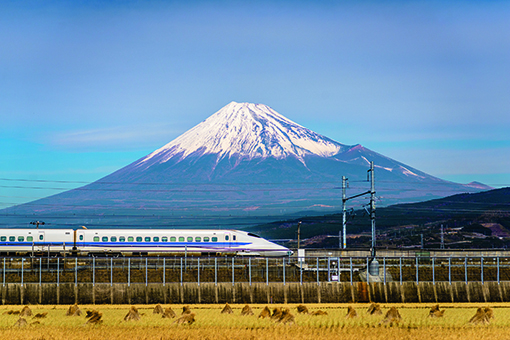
[1, 256, 510, 286]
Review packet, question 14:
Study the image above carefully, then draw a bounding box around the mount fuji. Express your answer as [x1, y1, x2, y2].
[2, 102, 490, 228]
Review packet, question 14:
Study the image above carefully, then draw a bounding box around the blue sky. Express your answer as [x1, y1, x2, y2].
[1, 1, 509, 208]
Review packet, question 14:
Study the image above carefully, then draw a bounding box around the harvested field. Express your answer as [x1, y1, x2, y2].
[181, 306, 192, 315]
[484, 307, 494, 320]
[19, 306, 32, 317]
[346, 306, 357, 318]
[124, 306, 141, 321]
[380, 307, 401, 325]
[220, 303, 233, 314]
[162, 307, 176, 319]
[240, 305, 253, 316]
[276, 309, 294, 325]
[270, 307, 283, 321]
[1, 303, 510, 339]
[296, 304, 309, 314]
[367, 303, 382, 315]
[469, 307, 490, 325]
[85, 310, 102, 325]
[429, 304, 445, 318]
[153, 304, 164, 315]
[310, 310, 328, 316]
[12, 318, 27, 328]
[258, 306, 271, 319]
[66, 304, 82, 317]
[174, 313, 195, 325]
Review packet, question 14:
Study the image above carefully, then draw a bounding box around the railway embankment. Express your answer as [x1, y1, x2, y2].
[2, 281, 510, 305]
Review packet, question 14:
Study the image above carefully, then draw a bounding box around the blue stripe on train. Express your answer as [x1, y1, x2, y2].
[0, 241, 251, 248]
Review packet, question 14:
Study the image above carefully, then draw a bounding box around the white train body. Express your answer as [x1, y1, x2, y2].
[0, 229, 74, 253]
[0, 228, 292, 257]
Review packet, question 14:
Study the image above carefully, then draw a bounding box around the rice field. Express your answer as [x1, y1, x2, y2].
[1, 303, 510, 340]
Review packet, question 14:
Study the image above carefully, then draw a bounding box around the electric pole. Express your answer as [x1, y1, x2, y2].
[340, 162, 376, 251]
[297, 221, 301, 249]
[440, 224, 445, 249]
[341, 176, 347, 249]
[368, 161, 376, 258]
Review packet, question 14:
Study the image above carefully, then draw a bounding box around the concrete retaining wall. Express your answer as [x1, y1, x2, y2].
[3, 281, 510, 305]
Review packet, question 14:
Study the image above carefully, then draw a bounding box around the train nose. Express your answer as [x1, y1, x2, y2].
[262, 250, 292, 257]
[266, 246, 293, 257]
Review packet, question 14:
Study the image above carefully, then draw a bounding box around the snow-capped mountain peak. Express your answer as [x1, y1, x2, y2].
[138, 102, 346, 166]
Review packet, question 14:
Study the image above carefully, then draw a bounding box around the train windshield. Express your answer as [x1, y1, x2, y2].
[247, 233, 261, 238]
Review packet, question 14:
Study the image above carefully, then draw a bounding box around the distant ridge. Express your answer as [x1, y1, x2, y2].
[247, 187, 510, 248]
[1, 102, 491, 228]
[392, 186, 510, 209]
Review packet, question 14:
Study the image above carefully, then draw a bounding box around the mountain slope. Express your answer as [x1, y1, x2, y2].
[137, 102, 347, 167]
[1, 102, 490, 229]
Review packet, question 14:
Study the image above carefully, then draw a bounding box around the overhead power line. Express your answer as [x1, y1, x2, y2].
[1, 177, 506, 187]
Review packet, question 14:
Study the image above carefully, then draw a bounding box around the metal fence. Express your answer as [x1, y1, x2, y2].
[2, 256, 510, 286]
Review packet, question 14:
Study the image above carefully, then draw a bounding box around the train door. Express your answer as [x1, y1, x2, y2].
[225, 232, 232, 250]
[76, 231, 85, 246]
[36, 231, 45, 252]
[75, 230, 85, 253]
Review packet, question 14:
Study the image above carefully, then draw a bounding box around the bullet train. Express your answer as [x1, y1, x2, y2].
[0, 228, 292, 257]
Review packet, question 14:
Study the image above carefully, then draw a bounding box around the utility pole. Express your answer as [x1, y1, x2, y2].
[440, 224, 445, 249]
[340, 162, 376, 250]
[341, 176, 348, 249]
[297, 221, 301, 249]
[368, 161, 376, 258]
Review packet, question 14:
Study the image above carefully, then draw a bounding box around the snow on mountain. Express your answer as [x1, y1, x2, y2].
[137, 102, 347, 167]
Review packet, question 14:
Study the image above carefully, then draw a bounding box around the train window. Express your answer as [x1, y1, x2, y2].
[79, 235, 84, 241]
[94, 237, 99, 242]
[27, 236, 33, 242]
[119, 236, 125, 242]
[225, 235, 229, 241]
[128, 237, 134, 242]
[171, 237, 177, 242]
[102, 237, 108, 242]
[247, 233, 261, 238]
[178, 236, 184, 242]
[162, 237, 168, 242]
[187, 237, 193, 242]
[136, 237, 142, 242]
[145, 237, 151, 242]
[233, 235, 236, 241]
[195, 237, 201, 242]
[18, 236, 24, 242]
[39, 235, 44, 241]
[212, 237, 218, 242]
[0, 236, 5, 242]
[203, 237, 210, 242]
[111, 236, 117, 242]
[153, 237, 159, 242]
[9, 236, 15, 242]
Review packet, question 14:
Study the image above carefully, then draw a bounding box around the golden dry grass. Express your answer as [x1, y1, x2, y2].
[1, 303, 510, 339]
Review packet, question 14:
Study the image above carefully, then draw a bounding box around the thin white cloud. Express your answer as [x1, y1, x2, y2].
[47, 124, 182, 150]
